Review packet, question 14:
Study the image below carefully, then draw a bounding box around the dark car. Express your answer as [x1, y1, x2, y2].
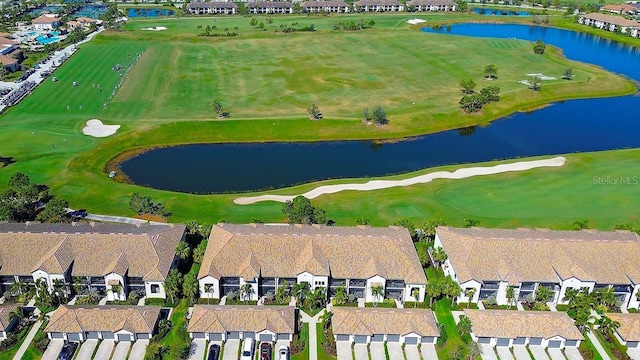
[58, 342, 78, 360]
[260, 342, 272, 360]
[207, 344, 221, 360]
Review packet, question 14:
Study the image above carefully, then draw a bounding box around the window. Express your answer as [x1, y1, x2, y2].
[314, 281, 325, 286]
[151, 284, 160, 294]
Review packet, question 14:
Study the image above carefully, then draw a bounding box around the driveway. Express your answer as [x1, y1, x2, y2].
[41, 340, 64, 360]
[479, 344, 498, 360]
[336, 341, 351, 360]
[405, 345, 420, 360]
[223, 339, 240, 360]
[496, 346, 514, 360]
[190, 339, 207, 360]
[548, 348, 566, 360]
[75, 339, 98, 360]
[529, 346, 550, 360]
[387, 343, 403, 360]
[565, 346, 583, 360]
[353, 343, 368, 360]
[369, 342, 385, 360]
[130, 340, 150, 360]
[421, 343, 438, 360]
[93, 340, 115, 360]
[512, 345, 532, 360]
[111, 341, 131, 360]
[628, 347, 640, 360]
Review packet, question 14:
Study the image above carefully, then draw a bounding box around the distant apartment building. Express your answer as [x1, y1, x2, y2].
[186, 2, 238, 14]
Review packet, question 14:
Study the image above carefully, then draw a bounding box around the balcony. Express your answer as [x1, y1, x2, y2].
[387, 280, 405, 289]
[129, 277, 144, 286]
[330, 278, 346, 287]
[520, 282, 536, 291]
[482, 282, 500, 290]
[221, 277, 240, 285]
[349, 279, 366, 288]
[261, 278, 276, 286]
[278, 278, 296, 286]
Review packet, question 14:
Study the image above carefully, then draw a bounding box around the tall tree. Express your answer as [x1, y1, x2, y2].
[164, 269, 183, 303]
[426, 278, 442, 307]
[282, 196, 327, 225]
[459, 79, 476, 94]
[372, 106, 388, 125]
[193, 241, 207, 264]
[240, 283, 253, 302]
[432, 247, 448, 267]
[456, 315, 473, 337]
[182, 273, 199, 305]
[506, 286, 516, 309]
[483, 64, 498, 79]
[532, 39, 546, 54]
[175, 242, 191, 261]
[371, 285, 384, 306]
[35, 197, 70, 223]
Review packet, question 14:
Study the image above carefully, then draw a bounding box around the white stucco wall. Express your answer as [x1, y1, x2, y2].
[366, 276, 386, 303]
[558, 278, 595, 305]
[145, 281, 166, 299]
[105, 273, 126, 301]
[239, 278, 259, 301]
[458, 280, 481, 303]
[199, 276, 220, 299]
[404, 284, 425, 302]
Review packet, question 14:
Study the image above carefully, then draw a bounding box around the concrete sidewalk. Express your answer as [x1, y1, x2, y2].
[12, 320, 42, 360]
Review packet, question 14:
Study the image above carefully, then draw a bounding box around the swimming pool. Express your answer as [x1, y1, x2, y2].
[36, 35, 61, 45]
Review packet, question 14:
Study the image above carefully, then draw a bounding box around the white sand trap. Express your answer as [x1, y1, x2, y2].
[142, 26, 167, 31]
[526, 73, 557, 80]
[406, 19, 427, 25]
[234, 156, 566, 205]
[82, 119, 121, 138]
[519, 80, 531, 86]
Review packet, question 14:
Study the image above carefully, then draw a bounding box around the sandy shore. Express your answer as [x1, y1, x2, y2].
[234, 156, 566, 205]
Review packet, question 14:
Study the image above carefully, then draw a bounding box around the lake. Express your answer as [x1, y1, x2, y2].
[121, 24, 640, 194]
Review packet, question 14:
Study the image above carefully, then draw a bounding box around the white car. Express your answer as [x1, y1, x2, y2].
[278, 346, 290, 360]
[240, 338, 255, 360]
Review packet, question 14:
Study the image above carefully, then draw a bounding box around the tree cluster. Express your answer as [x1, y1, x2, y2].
[563, 287, 621, 333]
[362, 106, 388, 126]
[533, 39, 546, 54]
[459, 86, 500, 113]
[0, 172, 70, 223]
[282, 195, 328, 225]
[276, 22, 315, 33]
[197, 25, 239, 37]
[425, 275, 462, 307]
[129, 193, 172, 218]
[528, 75, 542, 92]
[332, 20, 375, 31]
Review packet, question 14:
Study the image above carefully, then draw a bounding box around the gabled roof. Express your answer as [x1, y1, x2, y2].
[407, 0, 455, 5]
[605, 313, 640, 342]
[436, 227, 640, 285]
[187, 2, 238, 8]
[355, 0, 402, 6]
[581, 12, 639, 27]
[331, 307, 439, 337]
[601, 4, 638, 12]
[464, 310, 583, 340]
[32, 14, 60, 24]
[300, 1, 350, 7]
[0, 222, 185, 281]
[187, 305, 296, 334]
[247, 1, 293, 8]
[0, 304, 19, 331]
[198, 224, 426, 285]
[45, 305, 161, 334]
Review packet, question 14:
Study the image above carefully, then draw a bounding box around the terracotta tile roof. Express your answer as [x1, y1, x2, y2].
[436, 227, 640, 285]
[581, 12, 639, 27]
[0, 222, 185, 281]
[465, 310, 583, 340]
[0, 54, 18, 66]
[247, 1, 293, 8]
[300, 1, 350, 7]
[407, 0, 455, 5]
[331, 307, 439, 337]
[32, 14, 60, 24]
[187, 2, 238, 8]
[199, 224, 426, 285]
[0, 304, 19, 331]
[355, 0, 402, 6]
[187, 305, 295, 334]
[45, 305, 161, 334]
[76, 17, 97, 23]
[605, 313, 640, 342]
[601, 4, 638, 12]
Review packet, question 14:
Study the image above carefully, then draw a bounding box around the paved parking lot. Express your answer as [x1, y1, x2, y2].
[512, 345, 531, 360]
[421, 344, 438, 360]
[548, 348, 566, 360]
[369, 342, 386, 360]
[93, 340, 115, 360]
[336, 341, 351, 360]
[190, 339, 207, 360]
[405, 345, 420, 360]
[496, 346, 514, 360]
[223, 339, 240, 360]
[387, 342, 403, 360]
[76, 339, 98, 360]
[111, 341, 131, 360]
[479, 344, 498, 360]
[529, 346, 550, 360]
[130, 340, 150, 360]
[41, 340, 64, 360]
[353, 343, 368, 360]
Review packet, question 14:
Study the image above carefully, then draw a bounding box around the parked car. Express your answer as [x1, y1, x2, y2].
[240, 338, 255, 360]
[260, 342, 272, 360]
[58, 342, 78, 360]
[207, 344, 220, 360]
[278, 346, 290, 360]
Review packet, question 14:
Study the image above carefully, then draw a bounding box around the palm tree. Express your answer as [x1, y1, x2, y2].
[443, 276, 462, 307]
[308, 287, 326, 310]
[599, 316, 621, 338]
[599, 287, 617, 309]
[456, 315, 472, 337]
[411, 288, 420, 307]
[563, 287, 580, 305]
[431, 247, 447, 267]
[467, 342, 481, 360]
[293, 282, 309, 305]
[333, 286, 347, 306]
[506, 286, 516, 309]
[8, 306, 25, 327]
[240, 283, 253, 302]
[371, 285, 384, 307]
[10, 280, 26, 297]
[426, 279, 442, 307]
[322, 310, 333, 331]
[175, 242, 191, 262]
[465, 288, 476, 308]
[204, 284, 214, 305]
[535, 285, 554, 304]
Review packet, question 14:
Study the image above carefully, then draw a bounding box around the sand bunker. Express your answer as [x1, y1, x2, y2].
[406, 19, 427, 25]
[234, 157, 566, 205]
[82, 119, 121, 138]
[525, 73, 557, 80]
[142, 26, 167, 31]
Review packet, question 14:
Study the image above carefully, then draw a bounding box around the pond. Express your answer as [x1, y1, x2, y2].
[121, 24, 640, 194]
[472, 8, 531, 16]
[127, 8, 175, 18]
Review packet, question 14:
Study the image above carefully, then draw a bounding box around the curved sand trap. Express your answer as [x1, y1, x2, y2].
[406, 19, 427, 25]
[234, 157, 566, 205]
[142, 26, 167, 31]
[82, 119, 121, 138]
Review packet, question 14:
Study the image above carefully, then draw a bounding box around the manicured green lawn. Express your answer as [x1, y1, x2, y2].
[0, 324, 33, 360]
[434, 299, 468, 359]
[0, 13, 638, 229]
[316, 323, 337, 360]
[581, 334, 605, 360]
[291, 323, 310, 360]
[20, 321, 48, 360]
[145, 299, 190, 359]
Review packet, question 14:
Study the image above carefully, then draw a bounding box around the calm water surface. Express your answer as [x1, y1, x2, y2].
[121, 24, 640, 193]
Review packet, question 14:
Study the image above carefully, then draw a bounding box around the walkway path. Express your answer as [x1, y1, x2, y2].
[234, 157, 566, 204]
[300, 309, 325, 360]
[585, 331, 612, 360]
[12, 320, 43, 360]
[67, 208, 169, 225]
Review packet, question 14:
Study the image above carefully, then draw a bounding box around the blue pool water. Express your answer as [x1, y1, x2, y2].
[127, 8, 175, 18]
[73, 5, 108, 19]
[36, 35, 61, 44]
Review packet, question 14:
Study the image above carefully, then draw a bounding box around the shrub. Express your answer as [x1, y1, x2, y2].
[486, 295, 497, 306]
[34, 336, 50, 352]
